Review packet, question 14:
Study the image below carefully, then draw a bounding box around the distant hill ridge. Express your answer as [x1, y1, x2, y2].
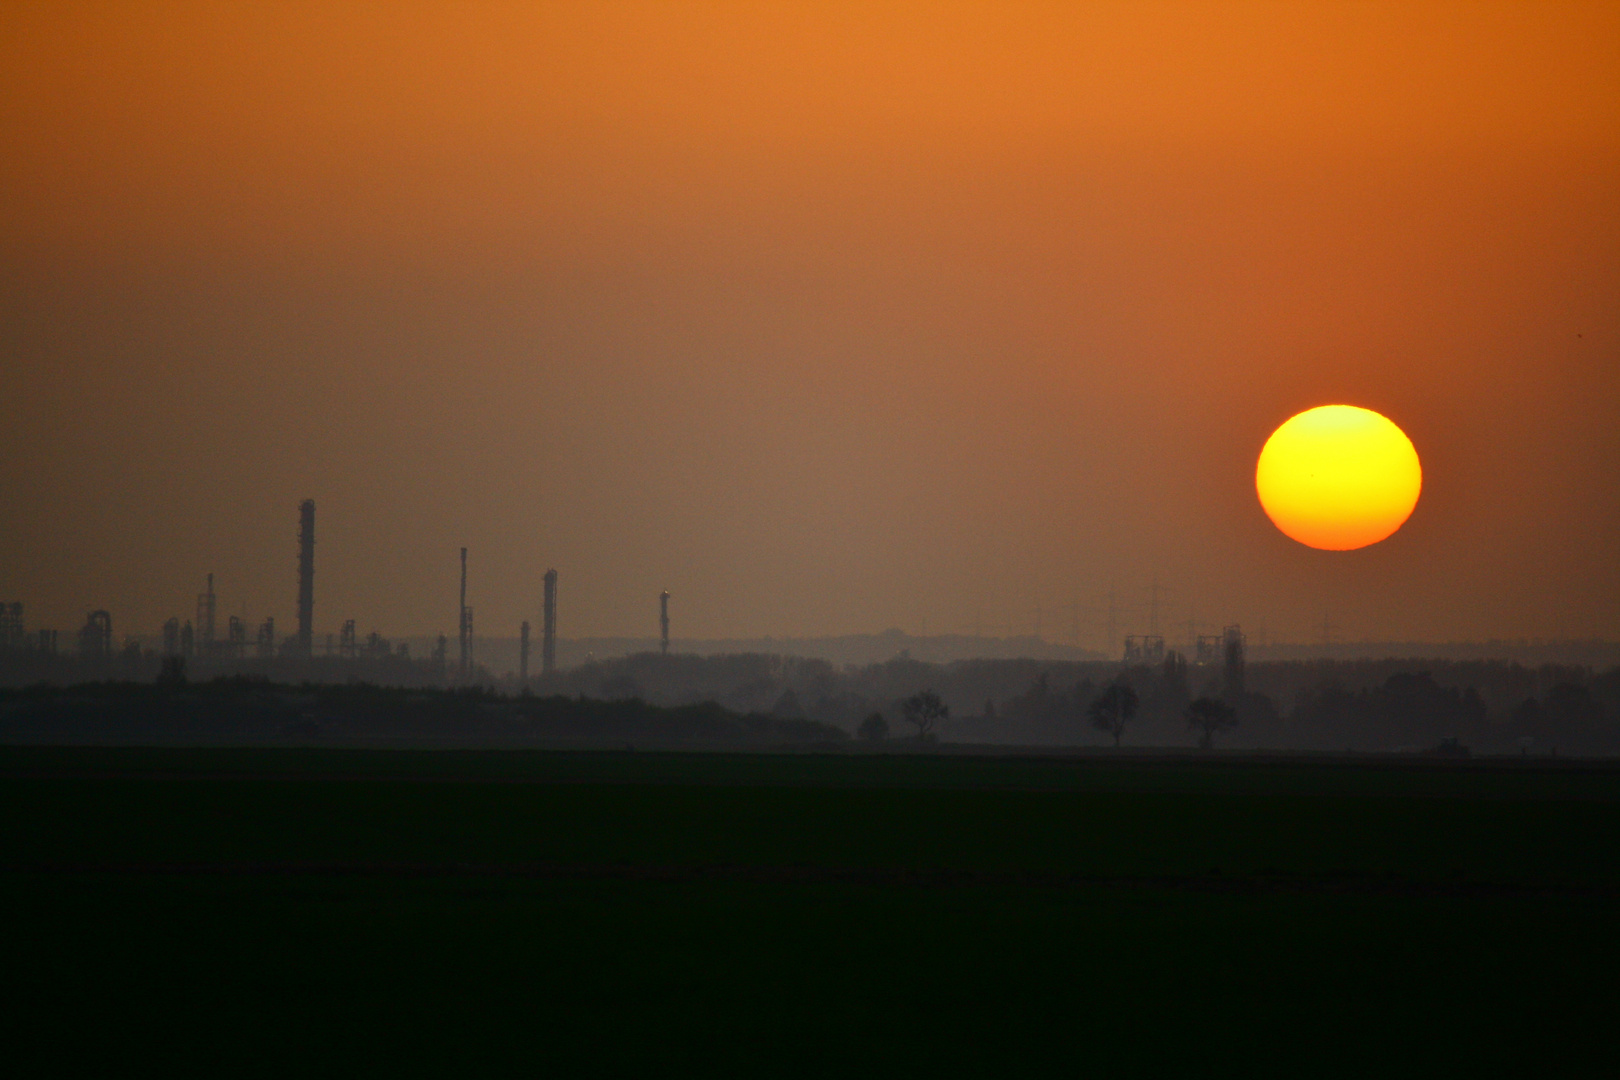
[404, 632, 1620, 675]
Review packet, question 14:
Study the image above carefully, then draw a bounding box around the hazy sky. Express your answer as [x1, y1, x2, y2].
[2, 2, 1617, 649]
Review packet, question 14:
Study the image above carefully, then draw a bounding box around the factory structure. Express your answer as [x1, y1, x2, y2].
[0, 496, 1253, 688]
[0, 499, 576, 689]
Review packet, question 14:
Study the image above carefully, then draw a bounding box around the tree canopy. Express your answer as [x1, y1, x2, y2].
[1087, 683, 1138, 747]
[900, 690, 948, 741]
[1186, 696, 1238, 749]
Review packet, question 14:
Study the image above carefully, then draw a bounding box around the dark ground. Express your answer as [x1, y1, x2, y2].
[3, 747, 1617, 1075]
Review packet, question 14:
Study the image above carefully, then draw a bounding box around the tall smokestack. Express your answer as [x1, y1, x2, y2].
[198, 573, 216, 655]
[519, 620, 530, 683]
[542, 568, 557, 677]
[297, 499, 315, 657]
[458, 547, 471, 680]
[660, 590, 670, 655]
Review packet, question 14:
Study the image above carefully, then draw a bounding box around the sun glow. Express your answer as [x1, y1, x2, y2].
[1256, 405, 1421, 551]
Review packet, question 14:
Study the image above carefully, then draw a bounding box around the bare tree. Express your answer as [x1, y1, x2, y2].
[1186, 696, 1238, 749]
[1088, 683, 1139, 747]
[900, 691, 948, 741]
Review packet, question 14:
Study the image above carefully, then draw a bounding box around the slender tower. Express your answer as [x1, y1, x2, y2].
[297, 499, 315, 657]
[458, 547, 471, 680]
[659, 590, 670, 655]
[541, 568, 558, 677]
[519, 620, 531, 682]
[198, 573, 217, 656]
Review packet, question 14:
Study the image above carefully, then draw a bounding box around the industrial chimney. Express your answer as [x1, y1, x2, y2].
[458, 547, 472, 681]
[541, 568, 558, 677]
[660, 590, 670, 655]
[197, 573, 216, 656]
[297, 499, 315, 657]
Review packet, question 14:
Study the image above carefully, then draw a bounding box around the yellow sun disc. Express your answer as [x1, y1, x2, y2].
[1256, 405, 1421, 551]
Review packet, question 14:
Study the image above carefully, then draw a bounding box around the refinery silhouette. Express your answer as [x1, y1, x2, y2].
[2, 499, 1617, 755]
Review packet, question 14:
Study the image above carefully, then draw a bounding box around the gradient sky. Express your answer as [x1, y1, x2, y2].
[2, 1, 1617, 649]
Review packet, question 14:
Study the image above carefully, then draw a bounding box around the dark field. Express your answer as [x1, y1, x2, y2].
[3, 748, 1617, 1075]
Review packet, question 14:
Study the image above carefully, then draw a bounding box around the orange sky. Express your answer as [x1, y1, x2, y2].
[2, 2, 1617, 647]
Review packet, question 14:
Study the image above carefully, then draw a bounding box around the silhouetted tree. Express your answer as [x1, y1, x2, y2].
[900, 690, 948, 741]
[858, 712, 889, 741]
[1088, 683, 1138, 747]
[1544, 683, 1604, 726]
[1186, 696, 1237, 749]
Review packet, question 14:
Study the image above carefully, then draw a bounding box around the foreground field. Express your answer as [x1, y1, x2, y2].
[3, 747, 1616, 1074]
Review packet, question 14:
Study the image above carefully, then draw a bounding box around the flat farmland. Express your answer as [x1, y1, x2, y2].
[3, 747, 1616, 1074]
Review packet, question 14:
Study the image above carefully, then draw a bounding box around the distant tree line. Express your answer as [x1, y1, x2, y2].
[0, 677, 847, 747]
[6, 644, 1620, 754]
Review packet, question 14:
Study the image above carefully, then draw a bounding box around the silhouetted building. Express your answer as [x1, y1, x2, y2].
[1223, 625, 1246, 698]
[1163, 648, 1188, 690]
[1124, 634, 1165, 664]
[78, 610, 112, 663]
[0, 603, 24, 651]
[431, 633, 448, 680]
[162, 617, 180, 656]
[256, 617, 275, 659]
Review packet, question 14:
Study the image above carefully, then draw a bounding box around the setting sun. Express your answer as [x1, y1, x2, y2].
[1256, 405, 1422, 551]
